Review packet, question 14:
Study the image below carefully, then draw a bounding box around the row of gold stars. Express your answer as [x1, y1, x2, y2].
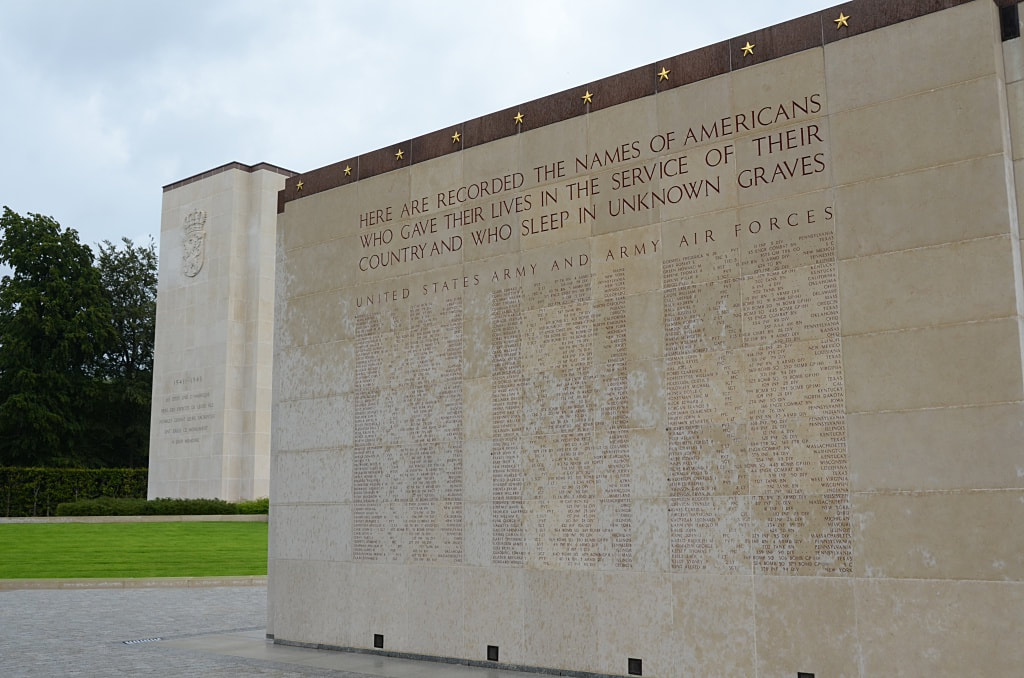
[740, 13, 849, 58]
[474, 12, 850, 137]
[298, 11, 853, 180]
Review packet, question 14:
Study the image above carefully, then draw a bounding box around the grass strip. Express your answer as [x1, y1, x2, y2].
[0, 522, 267, 578]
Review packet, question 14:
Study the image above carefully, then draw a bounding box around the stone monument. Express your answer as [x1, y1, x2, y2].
[266, 0, 1024, 675]
[149, 161, 293, 501]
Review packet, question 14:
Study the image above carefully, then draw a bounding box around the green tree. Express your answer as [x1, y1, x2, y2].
[0, 207, 115, 467]
[83, 238, 158, 467]
[96, 238, 157, 383]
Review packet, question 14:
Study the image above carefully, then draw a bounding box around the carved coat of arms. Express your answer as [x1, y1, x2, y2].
[182, 209, 207, 277]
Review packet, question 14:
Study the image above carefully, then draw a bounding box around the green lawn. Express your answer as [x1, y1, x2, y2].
[0, 522, 268, 578]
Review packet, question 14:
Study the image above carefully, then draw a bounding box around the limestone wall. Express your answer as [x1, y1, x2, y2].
[149, 163, 289, 501]
[269, 2, 1024, 675]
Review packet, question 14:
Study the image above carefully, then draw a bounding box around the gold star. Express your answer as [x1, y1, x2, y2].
[296, 180, 303, 191]
[581, 90, 593, 104]
[395, 148, 404, 160]
[657, 67, 670, 82]
[344, 166, 351, 176]
[451, 131, 461, 144]
[741, 41, 755, 57]
[834, 12, 849, 28]
[514, 111, 524, 125]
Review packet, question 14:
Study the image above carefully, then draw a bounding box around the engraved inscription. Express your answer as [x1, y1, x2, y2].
[294, 91, 851, 578]
[353, 299, 464, 563]
[663, 197, 849, 576]
[156, 375, 213, 445]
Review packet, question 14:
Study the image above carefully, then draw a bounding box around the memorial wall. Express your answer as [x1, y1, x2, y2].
[269, 1, 1024, 675]
[150, 163, 291, 501]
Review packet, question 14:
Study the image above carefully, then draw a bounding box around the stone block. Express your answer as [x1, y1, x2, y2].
[856, 578, 1024, 676]
[825, 1, 1001, 113]
[829, 77, 1004, 186]
[843, 319, 1023, 413]
[839, 235, 1017, 335]
[853, 490, 1024, 581]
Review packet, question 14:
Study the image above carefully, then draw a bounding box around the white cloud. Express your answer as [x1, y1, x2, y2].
[0, 0, 827, 249]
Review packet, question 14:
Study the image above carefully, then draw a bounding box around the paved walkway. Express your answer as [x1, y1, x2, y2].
[0, 585, 532, 678]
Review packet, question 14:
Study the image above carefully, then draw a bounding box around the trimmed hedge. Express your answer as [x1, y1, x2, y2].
[56, 497, 239, 516]
[237, 497, 270, 514]
[0, 467, 148, 517]
[54, 497, 148, 516]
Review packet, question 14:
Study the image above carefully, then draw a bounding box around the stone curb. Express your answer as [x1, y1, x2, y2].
[0, 514, 268, 524]
[0, 575, 267, 591]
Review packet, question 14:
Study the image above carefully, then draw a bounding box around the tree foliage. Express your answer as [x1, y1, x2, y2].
[85, 238, 158, 467]
[0, 207, 157, 468]
[0, 466, 148, 517]
[96, 238, 157, 382]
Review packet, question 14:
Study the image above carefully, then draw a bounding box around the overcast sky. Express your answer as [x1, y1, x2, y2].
[0, 0, 828, 253]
